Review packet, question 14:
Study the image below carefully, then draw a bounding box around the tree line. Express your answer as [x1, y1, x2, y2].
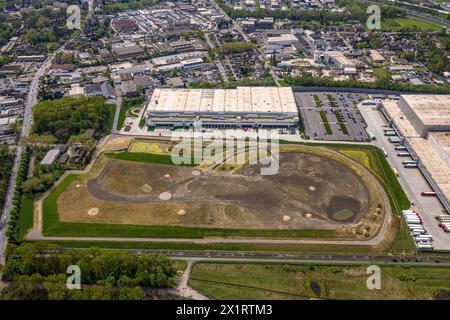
[1, 242, 178, 300]
[0, 143, 14, 212]
[283, 76, 450, 94]
[5, 148, 31, 244]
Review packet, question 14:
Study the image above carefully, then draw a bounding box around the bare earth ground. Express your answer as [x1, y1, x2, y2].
[56, 145, 386, 239]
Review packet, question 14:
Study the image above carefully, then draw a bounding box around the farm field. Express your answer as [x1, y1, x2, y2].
[189, 263, 450, 300]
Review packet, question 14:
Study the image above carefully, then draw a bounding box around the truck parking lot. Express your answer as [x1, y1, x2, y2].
[359, 103, 450, 251]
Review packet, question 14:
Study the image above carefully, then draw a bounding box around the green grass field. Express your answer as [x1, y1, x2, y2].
[17, 195, 35, 240]
[116, 98, 143, 131]
[381, 17, 443, 32]
[189, 263, 450, 300]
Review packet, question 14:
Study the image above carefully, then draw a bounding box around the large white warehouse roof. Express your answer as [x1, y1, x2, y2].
[147, 87, 298, 114]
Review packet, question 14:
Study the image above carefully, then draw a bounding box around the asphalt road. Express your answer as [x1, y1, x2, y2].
[204, 33, 228, 82]
[170, 256, 450, 267]
[0, 49, 62, 265]
[115, 249, 450, 266]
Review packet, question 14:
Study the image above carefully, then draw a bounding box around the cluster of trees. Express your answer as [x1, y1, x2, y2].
[32, 96, 113, 142]
[218, 0, 406, 26]
[1, 242, 177, 300]
[22, 172, 59, 194]
[22, 7, 71, 45]
[417, 34, 450, 76]
[5, 148, 31, 244]
[217, 0, 357, 24]
[103, 0, 160, 13]
[283, 76, 450, 94]
[0, 143, 14, 211]
[223, 77, 276, 88]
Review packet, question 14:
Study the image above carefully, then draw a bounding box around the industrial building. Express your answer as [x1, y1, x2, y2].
[145, 87, 299, 129]
[380, 95, 450, 213]
[113, 44, 145, 60]
[314, 51, 357, 74]
[397, 95, 450, 137]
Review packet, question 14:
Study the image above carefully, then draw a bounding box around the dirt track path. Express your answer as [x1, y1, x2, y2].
[170, 261, 209, 300]
[26, 140, 392, 247]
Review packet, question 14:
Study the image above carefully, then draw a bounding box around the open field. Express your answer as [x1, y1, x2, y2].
[41, 143, 387, 241]
[381, 16, 443, 31]
[189, 263, 450, 300]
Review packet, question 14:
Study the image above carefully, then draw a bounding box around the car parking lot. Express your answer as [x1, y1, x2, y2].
[359, 103, 450, 251]
[295, 92, 369, 142]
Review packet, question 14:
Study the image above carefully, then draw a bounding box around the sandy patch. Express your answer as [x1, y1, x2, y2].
[159, 192, 172, 201]
[88, 208, 99, 216]
[141, 184, 152, 193]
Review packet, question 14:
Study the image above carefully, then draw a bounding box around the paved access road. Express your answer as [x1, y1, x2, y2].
[359, 104, 450, 251]
[0, 48, 63, 265]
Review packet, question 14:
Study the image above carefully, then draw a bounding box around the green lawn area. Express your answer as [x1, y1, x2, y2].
[17, 195, 35, 240]
[189, 263, 450, 300]
[104, 105, 116, 136]
[382, 17, 443, 32]
[319, 111, 332, 135]
[312, 95, 322, 109]
[116, 97, 144, 131]
[373, 67, 389, 78]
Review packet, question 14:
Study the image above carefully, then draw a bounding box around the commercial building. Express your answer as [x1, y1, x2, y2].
[40, 149, 61, 168]
[16, 55, 46, 62]
[111, 19, 139, 33]
[84, 84, 103, 97]
[145, 87, 299, 129]
[0, 97, 21, 110]
[369, 50, 385, 64]
[113, 44, 145, 60]
[266, 33, 299, 46]
[322, 51, 356, 71]
[397, 95, 450, 137]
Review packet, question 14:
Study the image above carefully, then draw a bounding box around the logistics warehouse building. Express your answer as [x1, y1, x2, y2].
[380, 94, 450, 213]
[397, 95, 450, 137]
[145, 87, 299, 129]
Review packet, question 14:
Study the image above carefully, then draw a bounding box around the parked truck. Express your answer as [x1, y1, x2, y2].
[397, 152, 411, 157]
